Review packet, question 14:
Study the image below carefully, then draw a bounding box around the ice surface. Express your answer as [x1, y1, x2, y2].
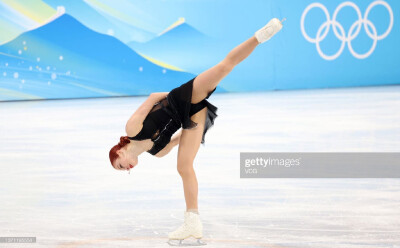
[0, 86, 399, 248]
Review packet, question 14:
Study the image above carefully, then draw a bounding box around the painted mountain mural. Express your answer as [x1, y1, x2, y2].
[0, 14, 208, 101]
[128, 18, 226, 73]
[42, 0, 156, 43]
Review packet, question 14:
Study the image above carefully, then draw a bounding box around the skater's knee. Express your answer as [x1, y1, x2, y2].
[177, 161, 194, 176]
[219, 60, 235, 73]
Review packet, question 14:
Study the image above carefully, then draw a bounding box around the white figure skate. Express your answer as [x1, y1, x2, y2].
[254, 17, 286, 44]
[167, 211, 206, 246]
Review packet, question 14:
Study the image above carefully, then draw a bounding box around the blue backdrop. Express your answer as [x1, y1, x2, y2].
[0, 0, 399, 101]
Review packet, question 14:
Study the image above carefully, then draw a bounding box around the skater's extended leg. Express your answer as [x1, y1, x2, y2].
[177, 107, 207, 210]
[191, 17, 284, 104]
[191, 36, 259, 104]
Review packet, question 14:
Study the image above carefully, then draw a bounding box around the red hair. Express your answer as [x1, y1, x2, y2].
[109, 136, 130, 167]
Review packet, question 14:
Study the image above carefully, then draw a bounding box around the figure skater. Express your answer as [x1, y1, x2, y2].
[109, 18, 284, 246]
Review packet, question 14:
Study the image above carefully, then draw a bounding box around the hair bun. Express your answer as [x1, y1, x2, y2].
[118, 136, 130, 147]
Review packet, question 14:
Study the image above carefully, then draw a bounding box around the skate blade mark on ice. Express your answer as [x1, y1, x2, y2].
[167, 237, 206, 246]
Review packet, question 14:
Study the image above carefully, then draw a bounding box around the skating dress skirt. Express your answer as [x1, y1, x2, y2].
[128, 76, 218, 156]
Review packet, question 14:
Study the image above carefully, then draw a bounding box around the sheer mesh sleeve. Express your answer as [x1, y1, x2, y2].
[149, 97, 169, 113]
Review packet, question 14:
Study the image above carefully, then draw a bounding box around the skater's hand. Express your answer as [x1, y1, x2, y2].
[171, 129, 182, 146]
[154, 130, 181, 158]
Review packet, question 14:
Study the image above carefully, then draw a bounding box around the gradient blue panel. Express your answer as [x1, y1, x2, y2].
[0, 0, 399, 101]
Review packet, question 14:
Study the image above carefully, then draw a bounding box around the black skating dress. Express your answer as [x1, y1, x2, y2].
[128, 76, 218, 156]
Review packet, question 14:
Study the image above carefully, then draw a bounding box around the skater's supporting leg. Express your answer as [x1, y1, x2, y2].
[168, 108, 207, 246]
[177, 107, 207, 210]
[191, 36, 259, 104]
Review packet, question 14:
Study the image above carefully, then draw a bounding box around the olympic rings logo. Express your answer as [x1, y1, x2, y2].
[300, 1, 393, 60]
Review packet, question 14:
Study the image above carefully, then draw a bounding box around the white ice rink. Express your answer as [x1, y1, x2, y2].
[1, 85, 400, 248]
